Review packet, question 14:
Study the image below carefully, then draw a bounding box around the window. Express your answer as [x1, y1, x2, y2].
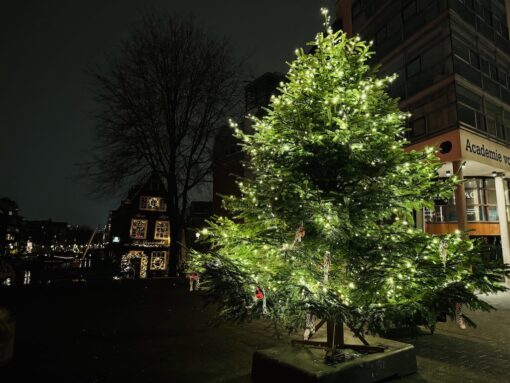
[5, 233, 14, 241]
[130, 219, 148, 239]
[490, 64, 499, 81]
[480, 58, 490, 76]
[457, 86, 485, 131]
[425, 178, 501, 223]
[458, 0, 474, 9]
[352, 1, 362, 19]
[504, 110, 510, 140]
[482, 6, 492, 26]
[486, 116, 497, 136]
[406, 56, 421, 78]
[140, 196, 167, 212]
[154, 220, 170, 241]
[485, 102, 504, 139]
[410, 117, 426, 137]
[493, 16, 505, 36]
[502, 25, 509, 40]
[465, 178, 498, 222]
[499, 69, 508, 87]
[150, 251, 168, 270]
[469, 50, 480, 69]
[424, 182, 456, 223]
[453, 37, 470, 61]
[376, 25, 387, 45]
[402, 1, 417, 22]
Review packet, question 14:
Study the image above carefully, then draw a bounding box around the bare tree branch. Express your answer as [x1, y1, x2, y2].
[80, 12, 244, 272]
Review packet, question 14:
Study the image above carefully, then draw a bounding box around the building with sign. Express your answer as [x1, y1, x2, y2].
[335, 0, 510, 271]
[108, 175, 170, 278]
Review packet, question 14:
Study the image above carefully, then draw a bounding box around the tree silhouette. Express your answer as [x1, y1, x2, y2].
[85, 13, 243, 273]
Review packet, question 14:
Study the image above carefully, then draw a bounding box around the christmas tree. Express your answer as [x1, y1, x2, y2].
[189, 9, 509, 348]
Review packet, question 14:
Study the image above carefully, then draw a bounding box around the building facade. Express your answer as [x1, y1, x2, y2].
[0, 198, 21, 256]
[336, 0, 510, 268]
[212, 72, 283, 216]
[108, 175, 170, 278]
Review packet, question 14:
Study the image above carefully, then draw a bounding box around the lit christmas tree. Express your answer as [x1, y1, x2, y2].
[189, 10, 509, 351]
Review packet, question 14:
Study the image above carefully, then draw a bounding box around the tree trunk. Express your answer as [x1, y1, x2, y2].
[326, 321, 344, 350]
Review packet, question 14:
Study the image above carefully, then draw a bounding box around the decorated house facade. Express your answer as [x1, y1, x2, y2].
[108, 175, 170, 278]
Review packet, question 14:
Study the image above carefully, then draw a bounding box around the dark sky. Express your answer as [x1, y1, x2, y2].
[0, 0, 334, 228]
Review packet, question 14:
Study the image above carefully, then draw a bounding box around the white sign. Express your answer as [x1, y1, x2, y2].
[460, 130, 510, 171]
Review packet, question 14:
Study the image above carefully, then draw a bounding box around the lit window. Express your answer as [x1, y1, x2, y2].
[154, 221, 170, 241]
[150, 251, 168, 270]
[130, 219, 148, 239]
[140, 196, 167, 211]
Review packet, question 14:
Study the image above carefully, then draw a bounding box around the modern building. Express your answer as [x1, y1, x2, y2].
[184, 200, 213, 253]
[212, 72, 283, 216]
[0, 198, 21, 256]
[336, 0, 510, 268]
[108, 175, 170, 278]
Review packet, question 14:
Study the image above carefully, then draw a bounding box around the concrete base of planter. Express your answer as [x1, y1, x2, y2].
[252, 336, 416, 383]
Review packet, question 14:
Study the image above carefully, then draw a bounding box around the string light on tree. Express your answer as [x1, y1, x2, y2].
[189, 8, 509, 349]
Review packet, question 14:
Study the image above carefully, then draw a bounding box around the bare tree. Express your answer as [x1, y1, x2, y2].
[84, 13, 244, 274]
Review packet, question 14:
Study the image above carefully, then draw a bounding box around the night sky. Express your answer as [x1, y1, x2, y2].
[0, 0, 334, 228]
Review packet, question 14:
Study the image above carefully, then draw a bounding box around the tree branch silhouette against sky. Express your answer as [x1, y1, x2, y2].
[0, 0, 334, 226]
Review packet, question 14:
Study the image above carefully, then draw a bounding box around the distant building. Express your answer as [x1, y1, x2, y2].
[22, 220, 98, 256]
[23, 219, 70, 254]
[245, 72, 284, 115]
[0, 198, 21, 256]
[108, 175, 170, 278]
[212, 72, 284, 216]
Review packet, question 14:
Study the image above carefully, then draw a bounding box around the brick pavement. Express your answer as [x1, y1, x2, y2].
[392, 291, 510, 383]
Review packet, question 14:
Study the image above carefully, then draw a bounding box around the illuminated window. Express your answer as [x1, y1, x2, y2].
[130, 219, 148, 239]
[154, 220, 170, 241]
[150, 251, 168, 270]
[140, 196, 167, 211]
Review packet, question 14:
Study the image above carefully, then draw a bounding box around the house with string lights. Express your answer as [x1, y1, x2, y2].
[107, 175, 170, 278]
